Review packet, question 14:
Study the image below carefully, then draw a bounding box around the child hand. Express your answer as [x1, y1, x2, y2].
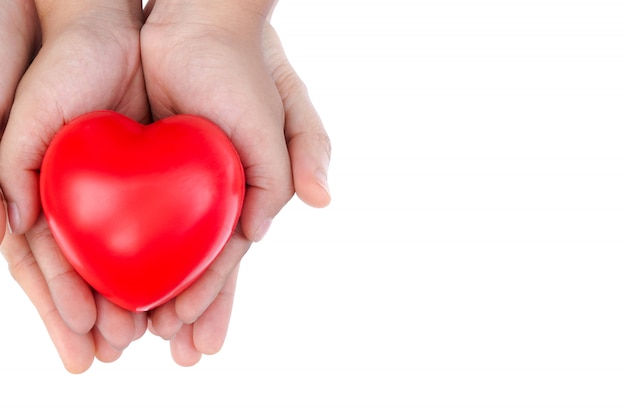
[141, 1, 331, 365]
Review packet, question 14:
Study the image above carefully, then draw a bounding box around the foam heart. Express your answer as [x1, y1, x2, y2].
[40, 111, 245, 311]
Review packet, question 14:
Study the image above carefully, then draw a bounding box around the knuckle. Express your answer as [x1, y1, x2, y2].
[6, 249, 37, 282]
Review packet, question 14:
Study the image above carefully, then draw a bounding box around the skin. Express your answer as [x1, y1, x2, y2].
[0, 1, 39, 132]
[0, 0, 150, 373]
[143, 10, 332, 364]
[0, 0, 331, 371]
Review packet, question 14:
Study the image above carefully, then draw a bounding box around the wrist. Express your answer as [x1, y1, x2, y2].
[147, 0, 277, 37]
[206, 0, 278, 20]
[35, 0, 143, 36]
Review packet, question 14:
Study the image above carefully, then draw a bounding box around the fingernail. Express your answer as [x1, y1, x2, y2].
[7, 202, 21, 235]
[0, 189, 7, 234]
[253, 218, 273, 242]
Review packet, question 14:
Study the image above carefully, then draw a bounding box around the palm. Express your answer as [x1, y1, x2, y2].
[18, 24, 149, 129]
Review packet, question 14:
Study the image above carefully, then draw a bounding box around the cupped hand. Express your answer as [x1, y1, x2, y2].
[0, 1, 150, 373]
[141, 1, 331, 365]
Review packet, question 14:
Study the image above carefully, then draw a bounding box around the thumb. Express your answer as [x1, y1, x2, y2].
[0, 81, 65, 235]
[0, 2, 41, 236]
[283, 79, 332, 208]
[265, 24, 331, 208]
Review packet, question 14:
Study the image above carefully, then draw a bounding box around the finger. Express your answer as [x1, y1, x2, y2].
[236, 120, 294, 242]
[132, 311, 148, 341]
[264, 24, 331, 208]
[175, 229, 250, 324]
[92, 326, 123, 363]
[1, 233, 95, 374]
[170, 323, 202, 367]
[147, 318, 158, 336]
[25, 214, 96, 335]
[192, 264, 239, 355]
[93, 293, 136, 350]
[282, 76, 331, 208]
[149, 299, 182, 340]
[284, 83, 332, 208]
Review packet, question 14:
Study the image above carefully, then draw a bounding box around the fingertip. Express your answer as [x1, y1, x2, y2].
[0, 130, 47, 236]
[51, 278, 97, 337]
[174, 300, 199, 325]
[47, 317, 96, 374]
[251, 216, 273, 243]
[170, 324, 202, 367]
[61, 298, 97, 337]
[174, 236, 249, 324]
[239, 185, 292, 243]
[132, 311, 148, 341]
[63, 357, 95, 375]
[192, 311, 228, 355]
[295, 169, 331, 209]
[94, 293, 136, 350]
[192, 265, 238, 355]
[1, 176, 41, 236]
[150, 300, 183, 340]
[289, 134, 332, 208]
[93, 327, 124, 364]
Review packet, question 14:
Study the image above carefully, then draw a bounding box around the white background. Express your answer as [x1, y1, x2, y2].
[1, 0, 626, 415]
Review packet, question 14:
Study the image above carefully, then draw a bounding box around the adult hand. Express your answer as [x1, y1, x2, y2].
[0, 0, 150, 373]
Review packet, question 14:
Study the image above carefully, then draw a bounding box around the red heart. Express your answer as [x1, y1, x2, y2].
[40, 111, 245, 312]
